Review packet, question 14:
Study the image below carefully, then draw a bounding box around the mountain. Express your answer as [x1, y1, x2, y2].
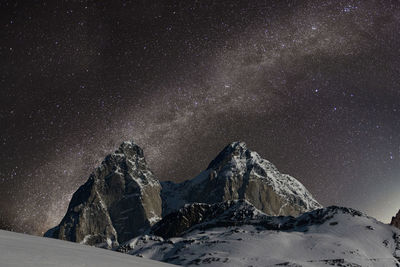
[392, 210, 400, 229]
[46, 141, 321, 248]
[161, 141, 321, 217]
[43, 141, 400, 266]
[119, 202, 400, 266]
[0, 229, 174, 267]
[45, 141, 162, 248]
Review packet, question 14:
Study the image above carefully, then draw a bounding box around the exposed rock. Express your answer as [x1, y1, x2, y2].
[152, 200, 360, 239]
[46, 141, 321, 248]
[45, 141, 162, 248]
[391, 209, 400, 229]
[161, 141, 321, 217]
[152, 200, 265, 238]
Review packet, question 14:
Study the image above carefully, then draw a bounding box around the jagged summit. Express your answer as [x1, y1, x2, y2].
[162, 141, 321, 216]
[207, 141, 249, 169]
[110, 140, 159, 186]
[207, 141, 276, 171]
[115, 141, 142, 156]
[45, 140, 162, 248]
[46, 140, 321, 248]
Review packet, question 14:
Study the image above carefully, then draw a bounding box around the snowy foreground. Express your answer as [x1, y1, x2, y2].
[0, 229, 174, 267]
[120, 206, 400, 267]
[2, 207, 400, 267]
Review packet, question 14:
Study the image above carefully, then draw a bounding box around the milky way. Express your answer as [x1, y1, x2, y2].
[1, 0, 400, 235]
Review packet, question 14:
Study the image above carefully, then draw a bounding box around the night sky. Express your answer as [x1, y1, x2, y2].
[1, 0, 400, 235]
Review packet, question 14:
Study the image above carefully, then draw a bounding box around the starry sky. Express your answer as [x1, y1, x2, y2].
[1, 0, 400, 235]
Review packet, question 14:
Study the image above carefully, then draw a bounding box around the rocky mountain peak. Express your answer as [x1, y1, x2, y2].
[207, 141, 253, 170]
[162, 142, 321, 217]
[206, 141, 277, 174]
[94, 140, 159, 190]
[45, 141, 162, 248]
[115, 141, 143, 158]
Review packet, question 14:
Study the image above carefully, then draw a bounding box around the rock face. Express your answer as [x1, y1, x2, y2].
[45, 141, 162, 248]
[152, 200, 265, 238]
[151, 200, 358, 239]
[46, 141, 321, 248]
[161, 142, 321, 217]
[391, 210, 400, 229]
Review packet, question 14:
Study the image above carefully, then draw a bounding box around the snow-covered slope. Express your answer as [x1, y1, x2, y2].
[0, 230, 174, 267]
[120, 203, 400, 267]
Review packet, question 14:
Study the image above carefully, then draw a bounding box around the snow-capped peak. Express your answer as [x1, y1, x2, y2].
[206, 141, 278, 175]
[161, 142, 321, 218]
[207, 141, 253, 170]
